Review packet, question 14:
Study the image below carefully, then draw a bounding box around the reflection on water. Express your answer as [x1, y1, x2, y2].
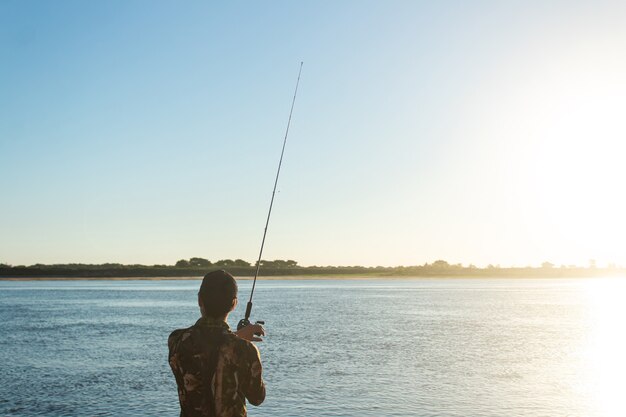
[0, 277, 625, 416]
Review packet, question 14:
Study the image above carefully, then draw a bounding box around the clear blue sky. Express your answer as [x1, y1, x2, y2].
[2, 1, 626, 267]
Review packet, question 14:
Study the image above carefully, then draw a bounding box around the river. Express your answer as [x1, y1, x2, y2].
[1, 278, 624, 416]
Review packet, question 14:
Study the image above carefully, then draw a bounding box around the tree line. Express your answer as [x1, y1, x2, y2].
[1, 259, 624, 278]
[173, 258, 299, 268]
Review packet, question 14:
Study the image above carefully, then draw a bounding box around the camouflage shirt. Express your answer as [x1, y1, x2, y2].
[168, 317, 266, 417]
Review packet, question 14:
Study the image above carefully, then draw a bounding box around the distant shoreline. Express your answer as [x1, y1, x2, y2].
[0, 274, 459, 281]
[3, 262, 626, 280]
[2, 274, 625, 281]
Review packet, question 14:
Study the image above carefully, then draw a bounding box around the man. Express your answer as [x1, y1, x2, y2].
[168, 270, 266, 417]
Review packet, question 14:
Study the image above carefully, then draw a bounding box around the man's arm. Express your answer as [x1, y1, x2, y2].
[243, 343, 266, 406]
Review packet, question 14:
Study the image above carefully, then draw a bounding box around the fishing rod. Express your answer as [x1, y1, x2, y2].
[237, 62, 304, 331]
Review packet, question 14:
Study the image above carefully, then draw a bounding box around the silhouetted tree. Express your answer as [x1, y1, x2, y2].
[232, 259, 251, 267]
[214, 259, 234, 266]
[189, 257, 211, 267]
[256, 259, 298, 268]
[432, 260, 450, 268]
[175, 259, 190, 267]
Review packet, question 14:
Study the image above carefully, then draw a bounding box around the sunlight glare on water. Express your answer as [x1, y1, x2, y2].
[581, 278, 626, 417]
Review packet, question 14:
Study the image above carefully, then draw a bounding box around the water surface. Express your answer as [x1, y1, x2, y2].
[1, 278, 624, 416]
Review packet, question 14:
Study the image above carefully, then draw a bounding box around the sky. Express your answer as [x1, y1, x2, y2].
[2, 1, 626, 268]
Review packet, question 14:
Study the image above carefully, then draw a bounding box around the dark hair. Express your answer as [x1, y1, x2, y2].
[198, 270, 238, 318]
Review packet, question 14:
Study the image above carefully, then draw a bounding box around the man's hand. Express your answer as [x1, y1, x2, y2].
[235, 323, 265, 342]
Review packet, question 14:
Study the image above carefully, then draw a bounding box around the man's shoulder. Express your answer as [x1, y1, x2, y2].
[168, 325, 192, 339]
[169, 326, 190, 339]
[167, 326, 194, 352]
[168, 323, 259, 359]
[168, 324, 241, 347]
[223, 334, 261, 361]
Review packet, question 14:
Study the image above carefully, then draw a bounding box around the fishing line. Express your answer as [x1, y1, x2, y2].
[238, 62, 304, 330]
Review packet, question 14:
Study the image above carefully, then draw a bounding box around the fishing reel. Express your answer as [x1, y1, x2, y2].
[237, 301, 264, 335]
[237, 318, 265, 336]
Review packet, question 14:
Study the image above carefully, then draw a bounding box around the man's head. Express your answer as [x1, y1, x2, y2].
[198, 270, 238, 318]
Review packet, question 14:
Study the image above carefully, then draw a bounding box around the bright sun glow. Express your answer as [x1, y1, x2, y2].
[465, 35, 626, 267]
